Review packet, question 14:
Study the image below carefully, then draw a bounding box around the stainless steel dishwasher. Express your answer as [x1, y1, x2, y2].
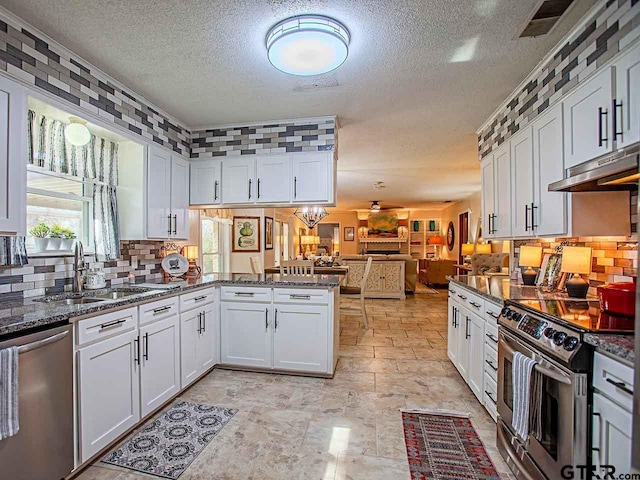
[0, 324, 74, 480]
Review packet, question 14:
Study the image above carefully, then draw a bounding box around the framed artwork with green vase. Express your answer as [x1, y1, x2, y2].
[232, 216, 261, 252]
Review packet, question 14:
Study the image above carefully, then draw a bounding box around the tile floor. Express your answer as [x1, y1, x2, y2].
[79, 290, 514, 480]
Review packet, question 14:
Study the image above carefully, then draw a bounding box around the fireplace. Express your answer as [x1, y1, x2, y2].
[366, 249, 400, 255]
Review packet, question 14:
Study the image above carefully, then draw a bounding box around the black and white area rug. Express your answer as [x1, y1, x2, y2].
[102, 401, 238, 479]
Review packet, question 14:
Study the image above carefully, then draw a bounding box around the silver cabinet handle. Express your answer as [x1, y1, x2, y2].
[257, 178, 261, 199]
[465, 316, 470, 339]
[450, 289, 457, 294]
[485, 359, 498, 372]
[197, 312, 203, 334]
[235, 292, 255, 297]
[274, 308, 278, 331]
[194, 295, 207, 302]
[605, 378, 633, 396]
[486, 333, 498, 343]
[248, 178, 252, 200]
[153, 305, 172, 314]
[457, 294, 467, 300]
[18, 330, 69, 354]
[486, 311, 499, 319]
[214, 180, 218, 200]
[484, 390, 497, 405]
[293, 176, 297, 198]
[143, 332, 149, 360]
[202, 311, 206, 333]
[173, 214, 177, 235]
[289, 294, 311, 300]
[134, 335, 140, 365]
[167, 214, 172, 235]
[99, 319, 126, 331]
[265, 308, 269, 330]
[469, 301, 481, 308]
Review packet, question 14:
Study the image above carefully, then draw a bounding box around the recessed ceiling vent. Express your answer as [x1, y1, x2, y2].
[516, 0, 575, 38]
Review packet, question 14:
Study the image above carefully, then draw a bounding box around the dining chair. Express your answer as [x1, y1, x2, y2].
[279, 260, 314, 275]
[249, 256, 262, 274]
[339, 256, 373, 330]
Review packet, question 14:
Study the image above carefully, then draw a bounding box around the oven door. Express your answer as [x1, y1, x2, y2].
[497, 329, 585, 476]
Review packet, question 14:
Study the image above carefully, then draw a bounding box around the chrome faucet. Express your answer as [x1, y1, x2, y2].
[73, 240, 88, 292]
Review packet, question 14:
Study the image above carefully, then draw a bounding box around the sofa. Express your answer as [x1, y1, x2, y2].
[419, 259, 456, 286]
[338, 254, 418, 292]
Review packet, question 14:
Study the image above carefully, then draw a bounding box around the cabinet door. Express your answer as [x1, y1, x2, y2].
[532, 104, 567, 237]
[382, 262, 403, 293]
[147, 146, 172, 238]
[198, 303, 216, 373]
[363, 263, 384, 292]
[221, 158, 255, 204]
[78, 330, 140, 462]
[456, 305, 470, 381]
[190, 159, 221, 205]
[510, 130, 534, 238]
[220, 302, 271, 367]
[256, 155, 291, 203]
[494, 143, 512, 238]
[273, 304, 328, 373]
[614, 44, 640, 148]
[467, 312, 485, 401]
[0, 77, 26, 235]
[481, 155, 496, 239]
[563, 68, 614, 169]
[140, 316, 180, 417]
[292, 152, 331, 203]
[447, 302, 459, 367]
[593, 393, 632, 472]
[180, 309, 200, 388]
[170, 155, 190, 239]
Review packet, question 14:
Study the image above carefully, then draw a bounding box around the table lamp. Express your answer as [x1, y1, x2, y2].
[476, 243, 492, 254]
[519, 245, 542, 286]
[182, 245, 201, 278]
[561, 246, 592, 298]
[462, 243, 474, 264]
[428, 235, 443, 259]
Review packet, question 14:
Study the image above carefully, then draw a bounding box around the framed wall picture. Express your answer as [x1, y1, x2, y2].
[232, 216, 260, 252]
[264, 216, 274, 250]
[446, 221, 455, 251]
[344, 226, 355, 241]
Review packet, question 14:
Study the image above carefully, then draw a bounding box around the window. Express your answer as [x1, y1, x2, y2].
[201, 216, 230, 274]
[26, 166, 92, 249]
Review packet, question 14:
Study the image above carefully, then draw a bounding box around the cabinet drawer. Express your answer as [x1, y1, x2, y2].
[453, 287, 484, 313]
[485, 322, 499, 348]
[484, 301, 501, 325]
[484, 343, 498, 382]
[220, 286, 272, 302]
[483, 375, 498, 422]
[139, 297, 179, 326]
[180, 287, 215, 312]
[593, 352, 634, 411]
[273, 288, 329, 305]
[76, 307, 138, 347]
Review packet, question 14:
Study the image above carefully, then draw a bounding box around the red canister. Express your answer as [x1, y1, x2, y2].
[597, 282, 636, 317]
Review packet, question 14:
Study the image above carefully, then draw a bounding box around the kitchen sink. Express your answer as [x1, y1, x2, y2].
[94, 290, 147, 300]
[34, 287, 163, 305]
[49, 297, 107, 305]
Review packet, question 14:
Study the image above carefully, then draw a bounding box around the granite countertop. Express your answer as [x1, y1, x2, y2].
[584, 334, 635, 364]
[0, 273, 344, 340]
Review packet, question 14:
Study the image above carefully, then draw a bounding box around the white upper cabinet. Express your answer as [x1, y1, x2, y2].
[0, 77, 26, 235]
[481, 154, 496, 239]
[170, 155, 190, 239]
[146, 146, 172, 238]
[221, 158, 256, 204]
[493, 143, 512, 238]
[532, 104, 567, 237]
[256, 155, 291, 203]
[613, 43, 640, 148]
[190, 159, 221, 205]
[510, 129, 534, 238]
[563, 67, 614, 169]
[292, 152, 333, 203]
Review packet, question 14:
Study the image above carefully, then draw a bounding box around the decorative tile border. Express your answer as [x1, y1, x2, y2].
[0, 10, 191, 155]
[0, 240, 165, 302]
[478, 0, 640, 159]
[190, 118, 336, 158]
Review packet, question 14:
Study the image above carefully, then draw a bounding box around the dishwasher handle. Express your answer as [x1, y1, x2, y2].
[18, 330, 69, 354]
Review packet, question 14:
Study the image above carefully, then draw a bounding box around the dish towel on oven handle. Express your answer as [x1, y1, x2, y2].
[0, 346, 19, 440]
[528, 367, 544, 441]
[512, 351, 537, 440]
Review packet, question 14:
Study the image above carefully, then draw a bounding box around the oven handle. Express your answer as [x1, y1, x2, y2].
[499, 335, 572, 385]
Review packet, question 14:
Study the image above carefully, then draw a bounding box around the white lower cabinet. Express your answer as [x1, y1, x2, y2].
[78, 329, 140, 462]
[140, 316, 180, 417]
[220, 302, 272, 368]
[273, 304, 328, 373]
[180, 302, 217, 389]
[592, 392, 632, 471]
[447, 299, 460, 367]
[466, 311, 485, 401]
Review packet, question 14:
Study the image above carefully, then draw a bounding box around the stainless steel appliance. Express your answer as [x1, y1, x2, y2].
[0, 325, 74, 480]
[497, 299, 634, 479]
[548, 142, 639, 192]
[633, 187, 640, 475]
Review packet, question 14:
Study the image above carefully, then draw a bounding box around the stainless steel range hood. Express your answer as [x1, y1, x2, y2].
[548, 143, 639, 192]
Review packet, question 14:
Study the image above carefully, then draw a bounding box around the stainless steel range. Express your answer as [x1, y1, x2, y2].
[496, 299, 634, 480]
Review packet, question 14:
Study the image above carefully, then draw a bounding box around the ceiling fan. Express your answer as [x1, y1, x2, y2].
[369, 200, 404, 212]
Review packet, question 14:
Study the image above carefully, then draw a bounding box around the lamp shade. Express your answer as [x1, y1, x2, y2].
[476, 243, 492, 254]
[312, 236, 321, 245]
[301, 235, 314, 245]
[398, 219, 408, 227]
[519, 245, 542, 268]
[358, 219, 368, 228]
[502, 241, 511, 254]
[462, 243, 475, 256]
[182, 245, 199, 260]
[428, 235, 443, 245]
[561, 246, 592, 274]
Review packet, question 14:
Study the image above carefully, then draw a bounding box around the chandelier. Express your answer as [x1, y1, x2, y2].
[294, 206, 328, 229]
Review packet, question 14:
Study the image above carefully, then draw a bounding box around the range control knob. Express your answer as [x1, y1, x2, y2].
[543, 327, 555, 339]
[500, 307, 510, 317]
[512, 313, 523, 322]
[553, 331, 567, 346]
[563, 337, 579, 351]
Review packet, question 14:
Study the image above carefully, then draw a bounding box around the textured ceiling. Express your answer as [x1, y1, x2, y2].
[1, 0, 594, 210]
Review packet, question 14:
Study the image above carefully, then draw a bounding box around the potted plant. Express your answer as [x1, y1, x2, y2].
[48, 224, 64, 250]
[29, 223, 50, 252]
[60, 228, 76, 251]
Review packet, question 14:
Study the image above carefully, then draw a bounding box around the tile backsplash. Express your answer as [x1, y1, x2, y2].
[0, 240, 165, 303]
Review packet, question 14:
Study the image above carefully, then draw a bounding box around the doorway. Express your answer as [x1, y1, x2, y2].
[317, 223, 340, 256]
[458, 212, 469, 264]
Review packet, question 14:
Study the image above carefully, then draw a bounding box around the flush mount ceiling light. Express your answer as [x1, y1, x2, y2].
[266, 15, 350, 76]
[66, 117, 91, 146]
[294, 206, 329, 229]
[370, 201, 381, 212]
